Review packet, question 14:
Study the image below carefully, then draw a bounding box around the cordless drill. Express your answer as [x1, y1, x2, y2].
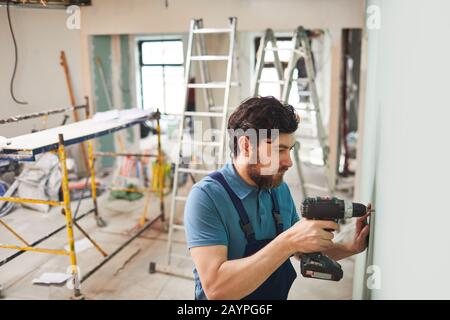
[299, 197, 369, 281]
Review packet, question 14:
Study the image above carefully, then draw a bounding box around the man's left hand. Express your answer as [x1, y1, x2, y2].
[347, 203, 371, 254]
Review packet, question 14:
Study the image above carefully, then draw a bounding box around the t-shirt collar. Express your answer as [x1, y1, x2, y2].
[221, 160, 260, 199]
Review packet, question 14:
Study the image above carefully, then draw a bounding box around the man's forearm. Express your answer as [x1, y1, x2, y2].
[323, 243, 356, 261]
[207, 232, 293, 300]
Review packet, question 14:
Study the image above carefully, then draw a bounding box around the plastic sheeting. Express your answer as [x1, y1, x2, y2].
[16, 153, 61, 212]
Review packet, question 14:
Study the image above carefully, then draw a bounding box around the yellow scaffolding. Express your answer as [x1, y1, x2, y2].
[92, 114, 166, 228]
[0, 102, 165, 299]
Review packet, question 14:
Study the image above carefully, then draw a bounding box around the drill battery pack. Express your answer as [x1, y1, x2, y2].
[300, 253, 344, 281]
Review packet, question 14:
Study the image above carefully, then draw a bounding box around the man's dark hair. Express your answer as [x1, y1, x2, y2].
[227, 96, 299, 157]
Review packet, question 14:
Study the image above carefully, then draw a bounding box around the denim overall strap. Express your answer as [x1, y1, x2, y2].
[209, 172, 256, 242]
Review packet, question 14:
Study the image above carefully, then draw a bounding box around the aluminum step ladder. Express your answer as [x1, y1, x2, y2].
[252, 26, 333, 197]
[251, 29, 284, 98]
[149, 17, 238, 279]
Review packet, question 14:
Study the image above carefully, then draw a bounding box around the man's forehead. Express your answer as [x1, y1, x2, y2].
[264, 133, 296, 147]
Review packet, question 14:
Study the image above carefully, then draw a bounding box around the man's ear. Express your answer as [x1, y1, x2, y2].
[237, 135, 250, 157]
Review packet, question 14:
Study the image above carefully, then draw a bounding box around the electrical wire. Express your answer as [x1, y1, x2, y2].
[6, 0, 28, 105]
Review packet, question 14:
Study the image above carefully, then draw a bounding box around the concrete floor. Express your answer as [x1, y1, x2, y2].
[0, 155, 356, 300]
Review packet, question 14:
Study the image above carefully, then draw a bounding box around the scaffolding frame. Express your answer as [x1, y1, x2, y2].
[0, 101, 165, 299]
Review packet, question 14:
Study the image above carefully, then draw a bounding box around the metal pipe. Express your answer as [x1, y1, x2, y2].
[0, 209, 94, 268]
[58, 134, 82, 298]
[59, 209, 108, 258]
[93, 152, 158, 158]
[0, 197, 63, 206]
[0, 219, 30, 246]
[0, 245, 69, 256]
[156, 114, 165, 222]
[88, 141, 106, 227]
[0, 104, 88, 125]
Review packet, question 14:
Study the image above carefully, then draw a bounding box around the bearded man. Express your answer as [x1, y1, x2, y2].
[184, 96, 369, 300]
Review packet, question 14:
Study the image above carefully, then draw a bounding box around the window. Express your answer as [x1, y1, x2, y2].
[139, 39, 184, 114]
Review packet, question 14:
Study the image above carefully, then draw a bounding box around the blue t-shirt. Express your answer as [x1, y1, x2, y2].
[184, 161, 300, 260]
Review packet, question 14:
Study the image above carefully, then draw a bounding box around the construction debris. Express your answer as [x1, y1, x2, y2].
[32, 273, 71, 286]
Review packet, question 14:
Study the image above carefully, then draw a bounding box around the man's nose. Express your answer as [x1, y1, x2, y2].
[281, 153, 293, 169]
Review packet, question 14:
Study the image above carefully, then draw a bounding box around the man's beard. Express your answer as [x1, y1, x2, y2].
[247, 163, 288, 189]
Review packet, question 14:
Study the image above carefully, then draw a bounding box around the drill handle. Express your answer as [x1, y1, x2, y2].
[301, 252, 322, 259]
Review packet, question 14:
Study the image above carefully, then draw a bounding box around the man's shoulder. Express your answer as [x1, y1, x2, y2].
[189, 174, 223, 200]
[184, 176, 223, 221]
[191, 165, 231, 193]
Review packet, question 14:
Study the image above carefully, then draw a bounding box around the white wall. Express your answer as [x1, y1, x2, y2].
[79, 0, 364, 108]
[0, 7, 83, 138]
[80, 0, 364, 35]
[354, 0, 450, 299]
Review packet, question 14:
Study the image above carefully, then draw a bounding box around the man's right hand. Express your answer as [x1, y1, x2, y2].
[283, 219, 339, 254]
